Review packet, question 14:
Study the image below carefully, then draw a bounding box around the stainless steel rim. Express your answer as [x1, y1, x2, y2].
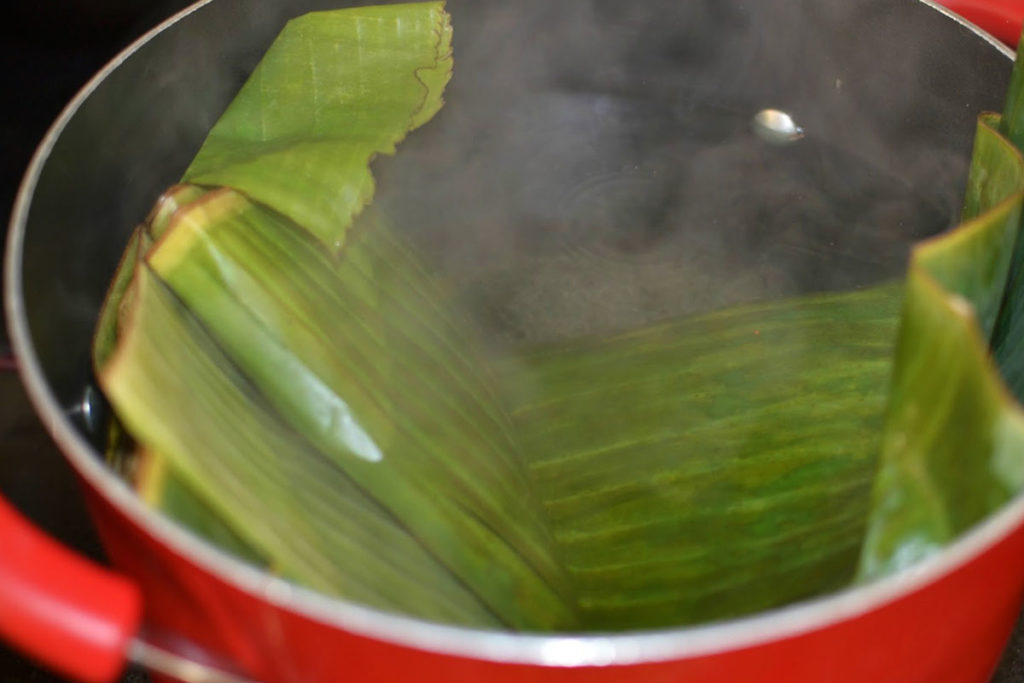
[3, 0, 1019, 668]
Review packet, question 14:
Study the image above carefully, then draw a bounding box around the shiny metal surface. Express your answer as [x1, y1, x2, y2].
[128, 638, 253, 683]
[752, 109, 805, 145]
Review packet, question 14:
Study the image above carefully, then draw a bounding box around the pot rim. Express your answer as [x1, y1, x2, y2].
[4, 0, 1019, 668]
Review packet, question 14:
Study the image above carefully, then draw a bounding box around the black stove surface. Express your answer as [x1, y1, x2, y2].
[2, 1, 1024, 681]
[0, 3, 189, 680]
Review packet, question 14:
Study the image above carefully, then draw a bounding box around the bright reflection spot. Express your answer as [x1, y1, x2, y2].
[539, 638, 617, 667]
[752, 108, 805, 145]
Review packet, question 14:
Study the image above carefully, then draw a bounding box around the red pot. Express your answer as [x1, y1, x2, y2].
[4, 0, 1024, 681]
[940, 0, 1024, 46]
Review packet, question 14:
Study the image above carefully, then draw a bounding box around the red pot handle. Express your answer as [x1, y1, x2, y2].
[938, 0, 1024, 47]
[0, 495, 141, 682]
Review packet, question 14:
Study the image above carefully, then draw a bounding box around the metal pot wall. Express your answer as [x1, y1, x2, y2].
[4, 0, 1024, 681]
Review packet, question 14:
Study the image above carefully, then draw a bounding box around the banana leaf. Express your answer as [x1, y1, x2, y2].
[182, 2, 453, 253]
[93, 1, 1024, 634]
[858, 109, 1024, 575]
[142, 188, 574, 628]
[96, 2, 576, 630]
[513, 33, 1024, 604]
[94, 183, 209, 370]
[994, 52, 1024, 398]
[509, 285, 901, 629]
[93, 184, 251, 561]
[135, 446, 263, 565]
[104, 263, 501, 624]
[855, 33, 1024, 574]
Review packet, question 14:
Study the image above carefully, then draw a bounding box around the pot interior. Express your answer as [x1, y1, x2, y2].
[8, 0, 1015, 630]
[18, 0, 1012, 397]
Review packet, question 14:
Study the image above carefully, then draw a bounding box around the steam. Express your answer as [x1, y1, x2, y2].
[15, 0, 1011, 401]
[371, 0, 1008, 343]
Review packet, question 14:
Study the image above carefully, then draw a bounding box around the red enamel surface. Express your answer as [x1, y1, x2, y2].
[82, 481, 1024, 683]
[0, 496, 140, 683]
[940, 0, 1024, 46]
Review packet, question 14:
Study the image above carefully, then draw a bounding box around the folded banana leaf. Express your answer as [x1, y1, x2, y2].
[146, 189, 573, 628]
[993, 54, 1024, 397]
[96, 3, 575, 630]
[95, 183, 261, 565]
[105, 262, 503, 624]
[858, 110, 1024, 577]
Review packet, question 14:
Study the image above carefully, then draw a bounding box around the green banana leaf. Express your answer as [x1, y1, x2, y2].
[104, 262, 502, 625]
[93, 183, 255, 563]
[96, 2, 576, 630]
[509, 285, 901, 629]
[92, 1, 1024, 633]
[994, 58, 1024, 398]
[182, 2, 452, 253]
[506, 35, 1024, 608]
[135, 446, 264, 565]
[858, 114, 1024, 576]
[142, 188, 574, 628]
[94, 183, 209, 370]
